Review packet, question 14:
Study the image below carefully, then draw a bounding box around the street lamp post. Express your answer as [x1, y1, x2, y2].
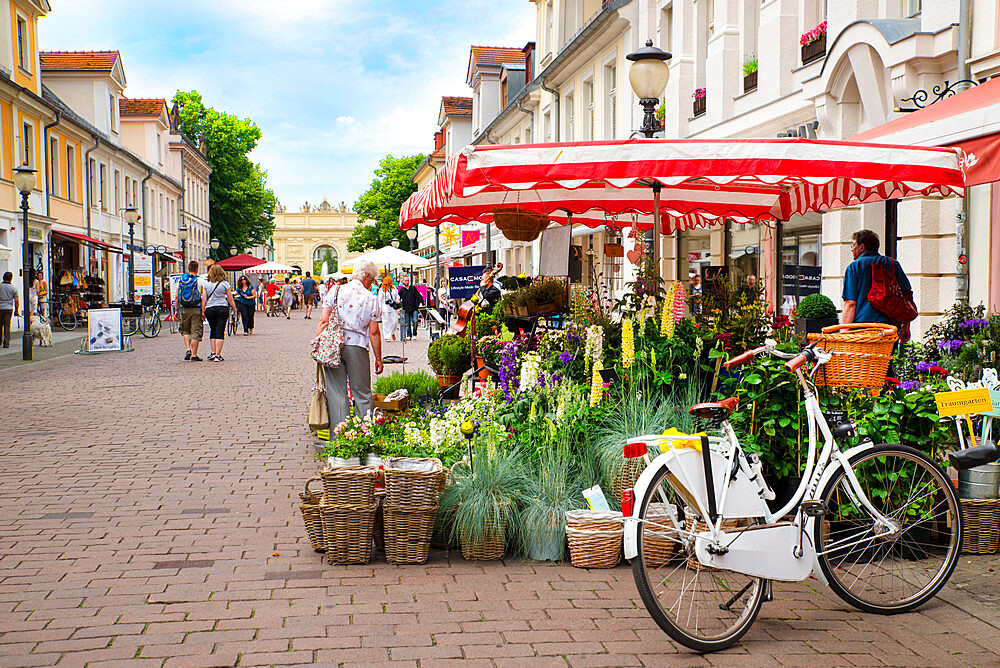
[13, 165, 36, 361]
[123, 206, 140, 302]
[626, 39, 672, 139]
[178, 224, 189, 268]
[210, 237, 220, 260]
[229, 245, 238, 256]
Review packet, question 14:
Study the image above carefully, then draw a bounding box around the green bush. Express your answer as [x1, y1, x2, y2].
[428, 334, 472, 376]
[795, 293, 837, 319]
[374, 371, 440, 398]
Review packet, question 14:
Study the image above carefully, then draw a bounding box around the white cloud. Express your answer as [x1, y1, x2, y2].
[38, 0, 535, 211]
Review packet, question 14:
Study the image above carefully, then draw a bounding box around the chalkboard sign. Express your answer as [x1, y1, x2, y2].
[782, 264, 821, 299]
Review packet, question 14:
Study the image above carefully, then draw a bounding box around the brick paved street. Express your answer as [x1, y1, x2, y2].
[1, 313, 999, 667]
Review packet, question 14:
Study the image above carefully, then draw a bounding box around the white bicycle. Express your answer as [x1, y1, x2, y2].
[623, 339, 961, 652]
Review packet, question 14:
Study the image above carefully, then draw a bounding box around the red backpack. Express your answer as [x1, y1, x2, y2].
[868, 258, 917, 325]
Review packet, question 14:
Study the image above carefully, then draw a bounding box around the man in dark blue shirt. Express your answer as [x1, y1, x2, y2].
[300, 272, 318, 320]
[842, 229, 912, 342]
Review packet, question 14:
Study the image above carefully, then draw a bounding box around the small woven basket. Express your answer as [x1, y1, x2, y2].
[640, 503, 678, 568]
[384, 457, 445, 509]
[565, 510, 623, 569]
[321, 465, 378, 506]
[807, 323, 898, 389]
[320, 501, 378, 565]
[299, 476, 325, 553]
[491, 206, 550, 242]
[960, 498, 1000, 554]
[460, 517, 508, 561]
[384, 505, 439, 564]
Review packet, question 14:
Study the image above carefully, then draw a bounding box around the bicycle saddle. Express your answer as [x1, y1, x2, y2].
[688, 397, 739, 419]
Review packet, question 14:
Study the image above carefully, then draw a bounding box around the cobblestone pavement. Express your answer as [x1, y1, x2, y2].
[1, 312, 999, 667]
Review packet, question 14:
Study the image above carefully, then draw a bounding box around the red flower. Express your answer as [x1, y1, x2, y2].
[884, 376, 900, 386]
[929, 365, 949, 375]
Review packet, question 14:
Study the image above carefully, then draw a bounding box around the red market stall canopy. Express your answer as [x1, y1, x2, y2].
[399, 138, 964, 233]
[53, 230, 123, 254]
[215, 254, 266, 271]
[852, 76, 1000, 187]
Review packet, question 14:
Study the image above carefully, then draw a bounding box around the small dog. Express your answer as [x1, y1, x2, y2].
[30, 315, 53, 347]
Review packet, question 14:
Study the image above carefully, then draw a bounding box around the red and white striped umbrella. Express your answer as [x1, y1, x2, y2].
[399, 138, 964, 232]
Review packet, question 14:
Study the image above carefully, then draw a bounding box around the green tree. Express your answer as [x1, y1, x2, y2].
[348, 153, 425, 253]
[171, 90, 278, 257]
[313, 248, 338, 276]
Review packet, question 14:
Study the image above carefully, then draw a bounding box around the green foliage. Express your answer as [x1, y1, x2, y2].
[427, 334, 472, 376]
[519, 442, 584, 561]
[171, 91, 277, 255]
[795, 293, 837, 319]
[373, 370, 440, 399]
[742, 53, 758, 75]
[348, 154, 425, 253]
[312, 248, 338, 276]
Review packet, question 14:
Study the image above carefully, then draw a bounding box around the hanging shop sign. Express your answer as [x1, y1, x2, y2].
[134, 253, 153, 296]
[87, 308, 122, 352]
[447, 265, 486, 299]
[781, 264, 821, 297]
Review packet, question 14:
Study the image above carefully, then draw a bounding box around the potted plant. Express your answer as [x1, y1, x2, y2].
[440, 442, 527, 560]
[800, 20, 827, 65]
[521, 445, 582, 561]
[692, 88, 706, 117]
[475, 334, 503, 381]
[525, 277, 567, 315]
[794, 293, 839, 336]
[742, 53, 758, 93]
[321, 415, 372, 466]
[428, 333, 472, 397]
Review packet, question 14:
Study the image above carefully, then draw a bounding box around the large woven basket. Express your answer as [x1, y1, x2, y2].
[491, 206, 550, 242]
[807, 323, 898, 389]
[612, 458, 645, 510]
[640, 503, 679, 568]
[299, 476, 325, 553]
[320, 501, 377, 564]
[460, 517, 508, 561]
[960, 498, 1000, 554]
[384, 457, 445, 508]
[566, 510, 622, 569]
[384, 505, 439, 564]
[321, 465, 378, 506]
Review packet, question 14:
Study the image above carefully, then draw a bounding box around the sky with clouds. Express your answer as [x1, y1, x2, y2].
[38, 0, 535, 212]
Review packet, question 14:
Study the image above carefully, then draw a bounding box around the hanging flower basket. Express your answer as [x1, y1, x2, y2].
[491, 207, 550, 242]
[692, 90, 706, 117]
[800, 22, 827, 65]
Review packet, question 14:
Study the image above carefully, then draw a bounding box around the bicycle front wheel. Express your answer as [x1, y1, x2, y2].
[632, 463, 766, 652]
[815, 443, 961, 615]
[139, 310, 157, 337]
[122, 316, 140, 337]
[58, 309, 77, 330]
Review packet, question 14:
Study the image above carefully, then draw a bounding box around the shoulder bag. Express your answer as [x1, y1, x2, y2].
[868, 257, 917, 325]
[311, 286, 345, 368]
[308, 363, 329, 432]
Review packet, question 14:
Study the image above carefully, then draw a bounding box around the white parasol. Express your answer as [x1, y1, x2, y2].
[243, 260, 295, 274]
[342, 246, 430, 269]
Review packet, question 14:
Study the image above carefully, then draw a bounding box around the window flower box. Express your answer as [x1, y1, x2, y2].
[800, 22, 827, 65]
[692, 88, 706, 117]
[743, 71, 757, 93]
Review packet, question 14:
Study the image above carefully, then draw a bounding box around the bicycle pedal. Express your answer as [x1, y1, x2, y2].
[800, 501, 828, 517]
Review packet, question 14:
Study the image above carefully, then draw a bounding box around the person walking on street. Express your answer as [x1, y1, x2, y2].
[280, 277, 294, 319]
[234, 276, 256, 335]
[842, 229, 914, 343]
[202, 263, 238, 361]
[0, 271, 19, 348]
[301, 271, 317, 319]
[397, 274, 424, 341]
[315, 259, 383, 428]
[256, 278, 266, 312]
[175, 261, 204, 361]
[317, 277, 329, 303]
[378, 275, 400, 341]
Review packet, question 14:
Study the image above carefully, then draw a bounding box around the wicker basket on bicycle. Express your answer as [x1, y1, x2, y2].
[806, 323, 898, 389]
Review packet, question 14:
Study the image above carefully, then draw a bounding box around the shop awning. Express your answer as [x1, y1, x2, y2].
[851, 76, 1000, 186]
[53, 230, 123, 254]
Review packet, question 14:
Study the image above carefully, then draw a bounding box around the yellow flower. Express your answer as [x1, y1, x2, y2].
[622, 318, 634, 368]
[590, 361, 604, 406]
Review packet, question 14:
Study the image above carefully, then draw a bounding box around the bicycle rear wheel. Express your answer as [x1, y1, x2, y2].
[58, 309, 77, 330]
[815, 443, 961, 614]
[122, 316, 140, 337]
[139, 310, 158, 337]
[632, 464, 766, 652]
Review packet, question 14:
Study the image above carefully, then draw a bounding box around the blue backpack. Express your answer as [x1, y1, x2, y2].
[178, 274, 201, 307]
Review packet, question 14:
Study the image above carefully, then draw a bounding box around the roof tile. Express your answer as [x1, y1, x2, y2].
[470, 46, 524, 68]
[441, 96, 472, 116]
[40, 50, 120, 71]
[119, 98, 167, 117]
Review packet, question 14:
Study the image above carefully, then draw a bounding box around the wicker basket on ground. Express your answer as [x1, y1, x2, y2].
[806, 323, 898, 389]
[460, 517, 508, 561]
[491, 206, 550, 242]
[961, 498, 1000, 554]
[373, 489, 385, 552]
[299, 476, 325, 553]
[640, 503, 679, 568]
[384, 457, 445, 508]
[565, 509, 623, 569]
[384, 505, 439, 564]
[320, 501, 378, 565]
[320, 465, 378, 506]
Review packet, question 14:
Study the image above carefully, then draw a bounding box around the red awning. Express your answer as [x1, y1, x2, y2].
[215, 254, 266, 271]
[851, 76, 1000, 186]
[53, 230, 123, 253]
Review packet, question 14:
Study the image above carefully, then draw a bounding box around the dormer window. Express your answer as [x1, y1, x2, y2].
[110, 94, 118, 132]
[16, 13, 29, 72]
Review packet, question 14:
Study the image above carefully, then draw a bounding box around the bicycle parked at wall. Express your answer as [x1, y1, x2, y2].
[55, 293, 87, 330]
[139, 294, 163, 338]
[623, 336, 960, 652]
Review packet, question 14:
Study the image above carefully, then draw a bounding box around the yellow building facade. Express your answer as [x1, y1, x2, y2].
[273, 199, 361, 275]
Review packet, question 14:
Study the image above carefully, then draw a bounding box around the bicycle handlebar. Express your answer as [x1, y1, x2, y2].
[723, 350, 755, 371]
[726, 339, 813, 373]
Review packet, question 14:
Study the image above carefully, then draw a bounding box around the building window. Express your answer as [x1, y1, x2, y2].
[545, 0, 554, 53]
[22, 121, 33, 166]
[566, 94, 575, 142]
[604, 63, 617, 139]
[659, 6, 673, 53]
[125, 176, 131, 206]
[543, 111, 552, 142]
[903, 0, 921, 17]
[157, 134, 162, 164]
[49, 137, 59, 197]
[16, 14, 28, 71]
[66, 145, 75, 201]
[743, 0, 759, 66]
[706, 0, 715, 38]
[100, 164, 108, 210]
[583, 79, 594, 140]
[132, 180, 137, 212]
[524, 125, 532, 144]
[88, 158, 96, 206]
[114, 169, 121, 211]
[110, 94, 118, 132]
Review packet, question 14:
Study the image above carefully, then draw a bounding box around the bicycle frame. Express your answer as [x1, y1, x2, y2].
[623, 343, 897, 582]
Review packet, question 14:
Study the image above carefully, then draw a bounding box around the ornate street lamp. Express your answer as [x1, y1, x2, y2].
[123, 206, 140, 302]
[626, 39, 672, 138]
[178, 223, 189, 267]
[229, 245, 238, 256]
[210, 237, 220, 260]
[13, 165, 36, 361]
[390, 238, 400, 249]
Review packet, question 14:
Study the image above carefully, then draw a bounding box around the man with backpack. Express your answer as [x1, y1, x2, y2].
[842, 229, 915, 343]
[175, 261, 204, 361]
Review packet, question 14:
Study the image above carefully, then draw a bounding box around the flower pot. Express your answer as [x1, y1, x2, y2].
[475, 355, 492, 381]
[801, 33, 826, 65]
[525, 525, 564, 561]
[327, 456, 363, 468]
[365, 454, 383, 468]
[692, 96, 706, 117]
[743, 71, 757, 93]
[437, 374, 462, 400]
[460, 518, 507, 560]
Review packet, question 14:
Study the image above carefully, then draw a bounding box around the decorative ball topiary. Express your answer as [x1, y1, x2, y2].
[795, 293, 837, 319]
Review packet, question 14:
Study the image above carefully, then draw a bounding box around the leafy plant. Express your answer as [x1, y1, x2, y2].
[742, 53, 758, 75]
[520, 442, 583, 561]
[374, 370, 439, 399]
[693, 87, 707, 100]
[795, 293, 837, 319]
[428, 334, 472, 376]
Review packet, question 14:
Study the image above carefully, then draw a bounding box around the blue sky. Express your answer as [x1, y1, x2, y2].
[39, 0, 534, 212]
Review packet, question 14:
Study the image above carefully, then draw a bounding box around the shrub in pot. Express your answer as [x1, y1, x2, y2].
[794, 293, 839, 336]
[428, 334, 472, 380]
[520, 444, 582, 561]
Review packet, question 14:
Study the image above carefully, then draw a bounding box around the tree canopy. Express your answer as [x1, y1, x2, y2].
[171, 91, 278, 257]
[348, 153, 425, 253]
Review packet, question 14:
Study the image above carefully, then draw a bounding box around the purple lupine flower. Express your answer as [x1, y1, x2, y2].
[498, 341, 520, 401]
[960, 319, 989, 329]
[914, 361, 934, 372]
[900, 381, 919, 391]
[938, 339, 965, 353]
[559, 352, 573, 365]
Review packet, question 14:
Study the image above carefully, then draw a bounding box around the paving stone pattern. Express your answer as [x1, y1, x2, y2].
[1, 314, 999, 667]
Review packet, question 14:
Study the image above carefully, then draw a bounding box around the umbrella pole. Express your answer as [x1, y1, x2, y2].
[652, 183, 662, 283]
